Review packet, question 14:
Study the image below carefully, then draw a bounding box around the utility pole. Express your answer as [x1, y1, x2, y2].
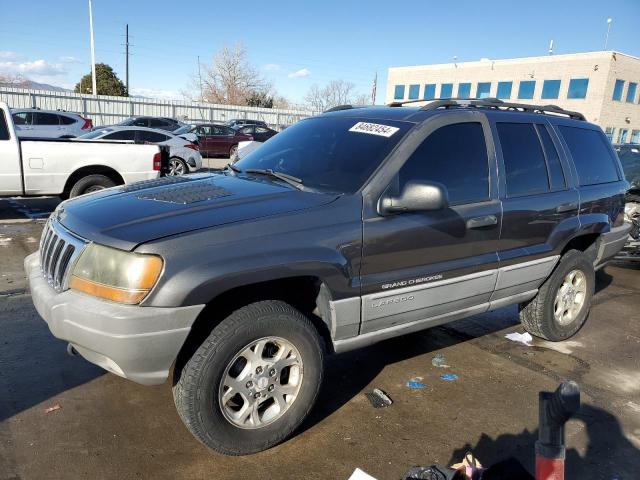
[197, 55, 203, 102]
[88, 0, 97, 95]
[604, 18, 613, 50]
[125, 24, 129, 94]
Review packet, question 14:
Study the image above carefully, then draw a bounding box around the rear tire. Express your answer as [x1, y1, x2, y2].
[168, 157, 189, 176]
[519, 250, 595, 341]
[173, 300, 324, 455]
[68, 174, 116, 198]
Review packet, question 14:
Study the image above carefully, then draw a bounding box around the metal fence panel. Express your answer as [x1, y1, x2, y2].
[0, 87, 317, 129]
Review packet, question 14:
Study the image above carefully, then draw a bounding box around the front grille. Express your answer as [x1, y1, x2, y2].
[39, 219, 87, 292]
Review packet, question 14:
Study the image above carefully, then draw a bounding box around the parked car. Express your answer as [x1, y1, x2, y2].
[26, 99, 630, 456]
[225, 118, 267, 129]
[614, 144, 640, 257]
[235, 124, 278, 142]
[192, 123, 252, 158]
[0, 102, 167, 197]
[116, 116, 185, 132]
[11, 108, 93, 138]
[79, 126, 202, 176]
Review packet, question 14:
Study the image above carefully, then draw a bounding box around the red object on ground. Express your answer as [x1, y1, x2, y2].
[535, 456, 564, 480]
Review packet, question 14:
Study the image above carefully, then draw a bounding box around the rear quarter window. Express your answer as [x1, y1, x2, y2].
[559, 126, 620, 186]
[0, 111, 10, 140]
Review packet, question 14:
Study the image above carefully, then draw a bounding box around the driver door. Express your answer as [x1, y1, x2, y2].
[360, 115, 501, 334]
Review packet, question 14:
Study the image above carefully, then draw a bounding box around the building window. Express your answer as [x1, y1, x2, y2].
[423, 84, 436, 100]
[476, 82, 491, 99]
[631, 130, 640, 144]
[458, 83, 471, 99]
[408, 84, 420, 100]
[541, 80, 561, 99]
[567, 78, 589, 99]
[612, 79, 625, 101]
[518, 80, 536, 99]
[605, 127, 615, 142]
[496, 81, 512, 99]
[618, 129, 629, 144]
[394, 85, 405, 100]
[440, 83, 453, 98]
[626, 82, 637, 103]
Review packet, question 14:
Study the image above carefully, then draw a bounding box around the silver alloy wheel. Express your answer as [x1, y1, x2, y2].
[168, 158, 187, 176]
[554, 269, 587, 326]
[219, 336, 303, 429]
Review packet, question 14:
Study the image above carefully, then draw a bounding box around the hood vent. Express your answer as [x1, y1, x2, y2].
[123, 175, 191, 193]
[137, 181, 232, 204]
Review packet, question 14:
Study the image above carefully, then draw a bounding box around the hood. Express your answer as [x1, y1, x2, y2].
[58, 173, 339, 251]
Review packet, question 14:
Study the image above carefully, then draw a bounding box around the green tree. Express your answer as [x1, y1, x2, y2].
[74, 63, 127, 96]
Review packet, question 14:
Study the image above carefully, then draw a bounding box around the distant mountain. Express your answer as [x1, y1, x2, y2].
[0, 79, 72, 92]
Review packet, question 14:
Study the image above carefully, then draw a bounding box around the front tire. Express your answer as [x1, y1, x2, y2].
[229, 145, 239, 162]
[519, 250, 595, 341]
[173, 300, 324, 455]
[69, 174, 116, 197]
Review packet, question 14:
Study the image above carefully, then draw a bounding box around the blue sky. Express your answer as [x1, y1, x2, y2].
[0, 0, 638, 105]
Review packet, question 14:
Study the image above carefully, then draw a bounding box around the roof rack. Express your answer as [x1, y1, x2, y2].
[389, 97, 586, 121]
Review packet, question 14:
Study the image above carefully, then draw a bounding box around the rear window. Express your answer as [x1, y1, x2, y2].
[235, 117, 412, 193]
[559, 126, 620, 186]
[59, 115, 76, 125]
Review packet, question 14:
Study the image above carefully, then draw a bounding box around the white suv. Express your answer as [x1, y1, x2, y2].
[11, 108, 93, 138]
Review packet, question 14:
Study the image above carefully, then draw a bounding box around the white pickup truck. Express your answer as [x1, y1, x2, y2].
[0, 102, 168, 198]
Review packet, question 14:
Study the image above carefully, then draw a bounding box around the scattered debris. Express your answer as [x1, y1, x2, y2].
[431, 353, 450, 368]
[402, 465, 453, 480]
[0, 235, 13, 246]
[365, 388, 393, 408]
[348, 468, 378, 480]
[406, 378, 427, 389]
[44, 404, 61, 414]
[505, 331, 534, 346]
[440, 373, 459, 381]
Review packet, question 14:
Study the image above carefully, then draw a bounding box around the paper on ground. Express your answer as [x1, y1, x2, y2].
[348, 468, 378, 480]
[505, 331, 534, 346]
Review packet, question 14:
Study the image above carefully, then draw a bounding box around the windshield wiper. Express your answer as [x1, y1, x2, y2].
[224, 163, 241, 174]
[244, 168, 305, 190]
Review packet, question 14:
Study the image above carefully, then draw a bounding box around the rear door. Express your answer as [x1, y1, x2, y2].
[210, 125, 235, 155]
[493, 119, 579, 299]
[360, 113, 501, 334]
[33, 112, 62, 137]
[0, 109, 22, 194]
[58, 114, 77, 136]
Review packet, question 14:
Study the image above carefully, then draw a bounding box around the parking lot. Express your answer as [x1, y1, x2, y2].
[0, 199, 639, 479]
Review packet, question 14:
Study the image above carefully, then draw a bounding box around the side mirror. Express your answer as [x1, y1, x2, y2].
[379, 180, 449, 214]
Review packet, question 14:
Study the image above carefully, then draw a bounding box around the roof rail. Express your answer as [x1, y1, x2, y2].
[406, 98, 585, 121]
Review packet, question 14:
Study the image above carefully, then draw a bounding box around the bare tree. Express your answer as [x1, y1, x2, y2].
[197, 43, 273, 106]
[304, 80, 370, 111]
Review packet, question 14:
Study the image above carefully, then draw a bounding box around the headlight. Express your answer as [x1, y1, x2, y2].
[69, 244, 163, 304]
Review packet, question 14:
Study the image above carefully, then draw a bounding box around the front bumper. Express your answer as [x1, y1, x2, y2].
[594, 223, 632, 268]
[25, 252, 204, 385]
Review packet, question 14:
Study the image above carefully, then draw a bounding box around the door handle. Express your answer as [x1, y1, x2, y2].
[556, 202, 577, 213]
[466, 215, 498, 229]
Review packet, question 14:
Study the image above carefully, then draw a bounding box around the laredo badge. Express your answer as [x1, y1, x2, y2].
[349, 122, 399, 138]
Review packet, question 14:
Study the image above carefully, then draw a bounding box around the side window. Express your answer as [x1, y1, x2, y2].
[535, 124, 566, 190]
[12, 112, 32, 125]
[240, 126, 254, 134]
[0, 111, 10, 140]
[256, 127, 270, 133]
[35, 112, 60, 125]
[132, 118, 148, 127]
[558, 126, 620, 186]
[104, 130, 135, 140]
[59, 115, 75, 125]
[497, 122, 549, 197]
[399, 122, 489, 205]
[141, 131, 169, 143]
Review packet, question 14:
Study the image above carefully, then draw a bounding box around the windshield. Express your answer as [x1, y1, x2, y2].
[79, 128, 112, 139]
[234, 116, 412, 193]
[617, 146, 640, 187]
[173, 125, 192, 135]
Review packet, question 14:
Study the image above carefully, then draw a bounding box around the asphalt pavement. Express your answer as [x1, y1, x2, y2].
[0, 198, 639, 480]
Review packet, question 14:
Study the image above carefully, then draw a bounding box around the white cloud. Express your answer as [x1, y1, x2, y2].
[0, 59, 66, 76]
[59, 56, 83, 64]
[263, 63, 280, 71]
[129, 87, 183, 100]
[288, 68, 311, 78]
[0, 51, 20, 60]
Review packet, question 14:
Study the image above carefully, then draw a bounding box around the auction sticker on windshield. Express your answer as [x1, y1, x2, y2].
[349, 122, 399, 138]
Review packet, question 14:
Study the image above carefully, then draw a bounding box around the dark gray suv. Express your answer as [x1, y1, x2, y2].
[26, 99, 630, 455]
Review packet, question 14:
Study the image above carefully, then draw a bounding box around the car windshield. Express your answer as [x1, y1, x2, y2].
[617, 146, 640, 187]
[234, 116, 413, 193]
[79, 128, 113, 139]
[173, 125, 192, 135]
[118, 118, 135, 126]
